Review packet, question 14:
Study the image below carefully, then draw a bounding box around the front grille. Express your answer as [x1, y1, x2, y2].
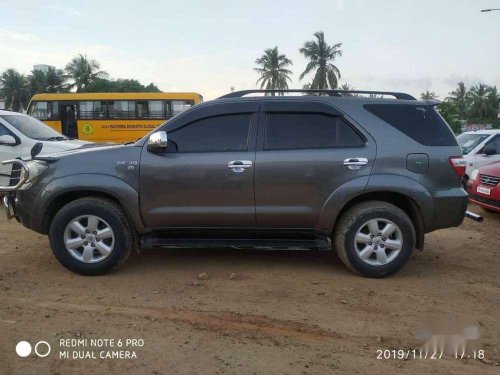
[480, 174, 500, 186]
[469, 194, 500, 208]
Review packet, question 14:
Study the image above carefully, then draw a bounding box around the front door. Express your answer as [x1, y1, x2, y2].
[254, 100, 376, 228]
[60, 103, 78, 138]
[475, 135, 500, 170]
[140, 101, 259, 228]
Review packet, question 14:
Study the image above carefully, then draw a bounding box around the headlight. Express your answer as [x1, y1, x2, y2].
[470, 169, 479, 181]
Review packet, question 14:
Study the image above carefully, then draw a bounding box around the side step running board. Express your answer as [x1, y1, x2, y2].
[140, 236, 331, 251]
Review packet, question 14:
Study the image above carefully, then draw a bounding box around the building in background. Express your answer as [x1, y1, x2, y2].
[33, 64, 54, 73]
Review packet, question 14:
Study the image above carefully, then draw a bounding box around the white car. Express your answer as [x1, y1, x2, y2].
[456, 130, 500, 180]
[0, 110, 88, 186]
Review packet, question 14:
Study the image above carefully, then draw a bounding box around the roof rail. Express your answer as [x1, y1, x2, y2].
[218, 89, 416, 100]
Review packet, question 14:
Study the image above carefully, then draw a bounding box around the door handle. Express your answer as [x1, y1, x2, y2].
[227, 160, 252, 173]
[343, 158, 368, 170]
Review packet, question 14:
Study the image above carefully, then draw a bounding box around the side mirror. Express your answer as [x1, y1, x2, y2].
[483, 144, 496, 156]
[147, 131, 168, 153]
[0, 134, 17, 146]
[31, 142, 43, 159]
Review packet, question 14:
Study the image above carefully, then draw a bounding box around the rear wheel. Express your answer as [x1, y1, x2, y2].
[334, 201, 415, 278]
[49, 197, 133, 275]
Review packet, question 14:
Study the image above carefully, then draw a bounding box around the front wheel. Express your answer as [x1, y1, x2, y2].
[334, 201, 416, 278]
[49, 197, 133, 275]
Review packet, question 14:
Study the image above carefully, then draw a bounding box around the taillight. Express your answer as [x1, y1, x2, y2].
[449, 156, 466, 177]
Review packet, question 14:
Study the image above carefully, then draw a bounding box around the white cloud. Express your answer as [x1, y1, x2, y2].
[46, 5, 83, 16]
[0, 28, 39, 43]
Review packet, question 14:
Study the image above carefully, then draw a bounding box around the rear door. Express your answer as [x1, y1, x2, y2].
[140, 101, 259, 228]
[254, 100, 375, 228]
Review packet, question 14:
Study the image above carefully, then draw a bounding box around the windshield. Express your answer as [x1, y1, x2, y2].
[456, 133, 490, 155]
[0, 115, 63, 141]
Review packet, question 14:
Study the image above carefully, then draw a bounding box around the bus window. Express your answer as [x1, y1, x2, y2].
[109, 101, 135, 119]
[30, 101, 47, 119]
[137, 101, 148, 118]
[148, 101, 163, 119]
[80, 101, 103, 119]
[172, 100, 193, 116]
[164, 101, 172, 118]
[29, 101, 59, 120]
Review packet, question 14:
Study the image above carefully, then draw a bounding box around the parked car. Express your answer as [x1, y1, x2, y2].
[456, 129, 500, 181]
[467, 162, 500, 213]
[2, 89, 471, 278]
[0, 110, 89, 185]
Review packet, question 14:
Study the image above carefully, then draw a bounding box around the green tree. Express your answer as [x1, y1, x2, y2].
[0, 69, 29, 112]
[420, 91, 438, 100]
[437, 101, 461, 134]
[45, 67, 67, 92]
[28, 67, 66, 97]
[487, 85, 499, 120]
[65, 54, 107, 92]
[447, 82, 468, 119]
[339, 83, 357, 96]
[254, 47, 293, 94]
[85, 77, 161, 92]
[467, 84, 496, 122]
[299, 31, 342, 89]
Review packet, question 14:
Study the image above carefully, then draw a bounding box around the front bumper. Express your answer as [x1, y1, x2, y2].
[468, 193, 500, 212]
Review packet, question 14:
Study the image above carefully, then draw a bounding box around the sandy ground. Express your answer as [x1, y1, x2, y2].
[0, 203, 499, 374]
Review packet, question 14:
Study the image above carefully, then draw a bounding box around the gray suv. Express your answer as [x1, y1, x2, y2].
[2, 90, 470, 277]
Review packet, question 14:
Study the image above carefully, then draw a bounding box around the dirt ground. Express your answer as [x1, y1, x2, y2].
[0, 203, 499, 374]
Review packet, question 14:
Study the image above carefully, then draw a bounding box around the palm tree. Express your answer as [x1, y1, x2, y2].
[254, 47, 293, 95]
[488, 85, 500, 119]
[468, 84, 495, 122]
[45, 67, 67, 93]
[339, 83, 356, 96]
[28, 67, 67, 97]
[299, 31, 342, 89]
[0, 69, 29, 112]
[28, 69, 47, 96]
[65, 54, 107, 92]
[420, 91, 438, 100]
[447, 82, 468, 119]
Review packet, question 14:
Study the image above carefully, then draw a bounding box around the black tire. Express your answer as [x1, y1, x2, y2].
[49, 197, 133, 275]
[334, 201, 415, 278]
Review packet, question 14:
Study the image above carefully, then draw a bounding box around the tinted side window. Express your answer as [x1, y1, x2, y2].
[485, 135, 500, 153]
[264, 113, 364, 150]
[169, 113, 251, 152]
[364, 104, 457, 146]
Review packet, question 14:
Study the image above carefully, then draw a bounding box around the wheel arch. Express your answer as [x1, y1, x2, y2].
[332, 191, 425, 251]
[39, 174, 147, 235]
[318, 175, 432, 251]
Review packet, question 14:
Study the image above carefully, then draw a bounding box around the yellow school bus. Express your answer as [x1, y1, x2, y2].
[27, 92, 203, 143]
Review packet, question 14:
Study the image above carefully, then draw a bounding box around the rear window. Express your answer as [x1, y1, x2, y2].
[364, 104, 457, 146]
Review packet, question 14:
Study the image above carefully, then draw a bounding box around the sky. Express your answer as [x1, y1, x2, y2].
[0, 0, 499, 100]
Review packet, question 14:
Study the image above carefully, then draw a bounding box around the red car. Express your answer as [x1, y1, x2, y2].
[467, 162, 500, 213]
